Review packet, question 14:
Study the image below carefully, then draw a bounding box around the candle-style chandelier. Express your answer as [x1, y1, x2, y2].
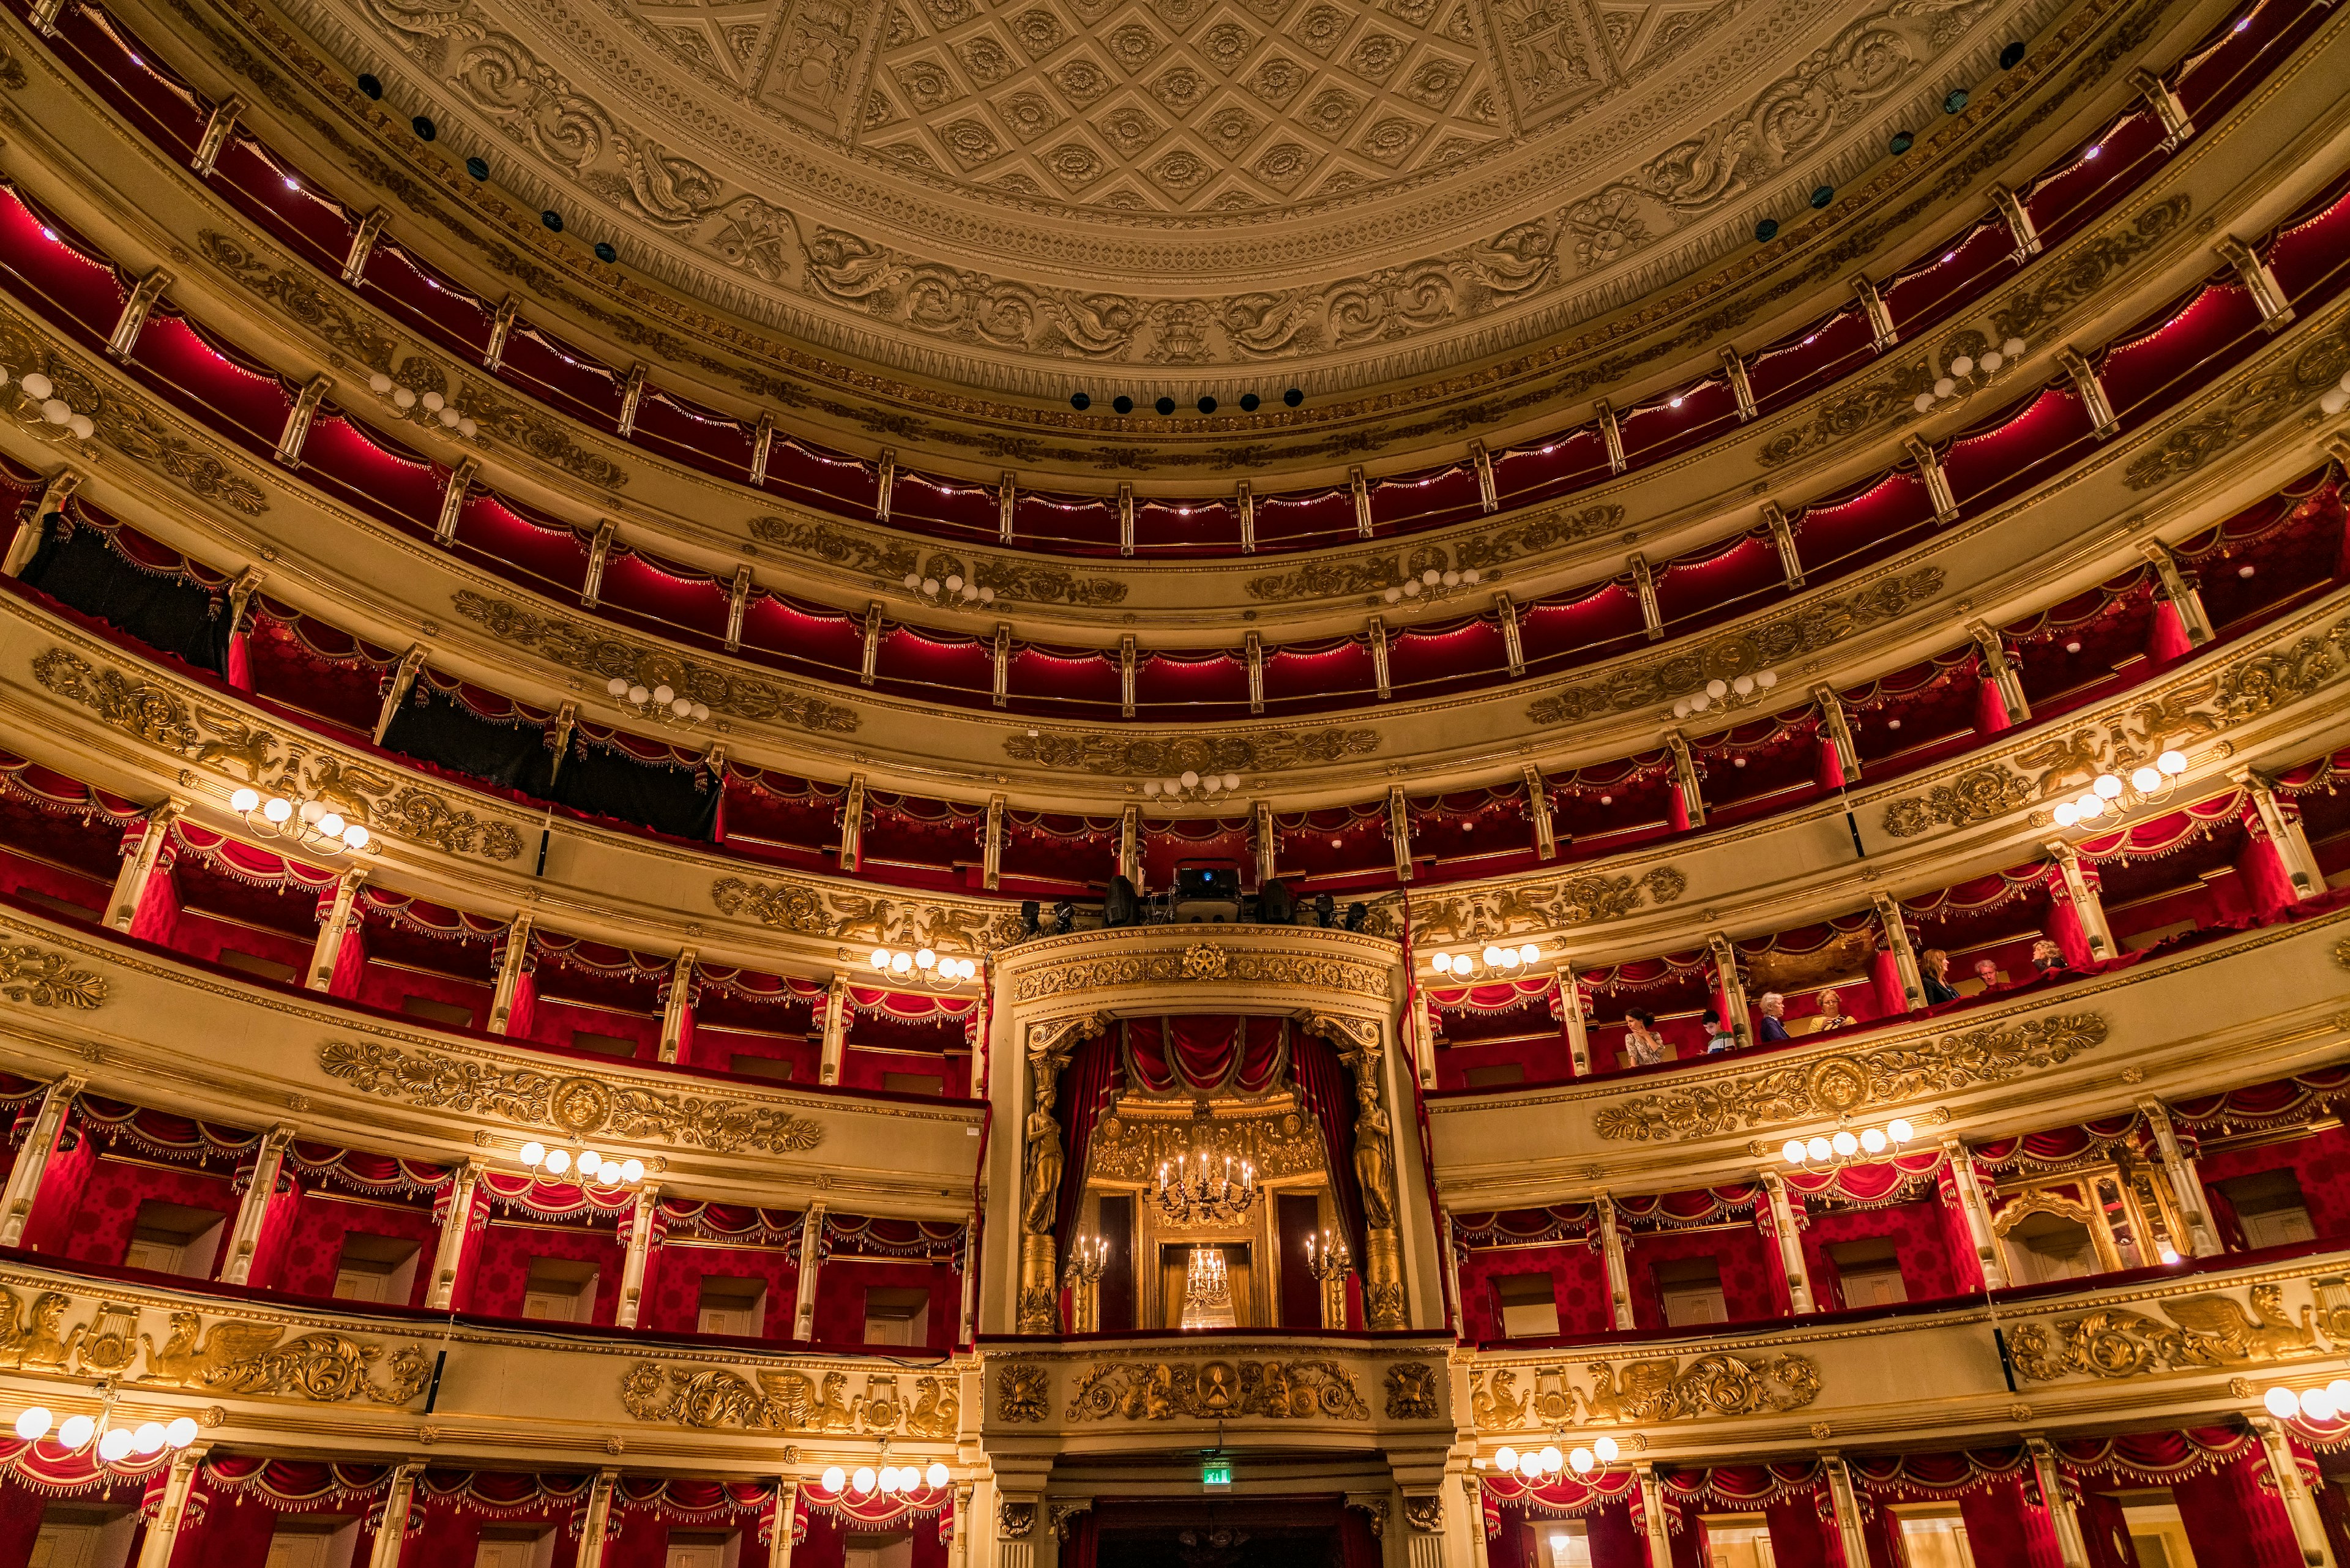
[1155, 1103, 1258, 1226]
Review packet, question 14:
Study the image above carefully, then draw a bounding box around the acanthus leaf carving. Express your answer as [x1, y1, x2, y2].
[1410, 865, 1684, 944]
[1063, 1358, 1370, 1421]
[711, 875, 1020, 952]
[2007, 1283, 2325, 1381]
[1468, 1352, 1821, 1428]
[0, 945, 111, 1009]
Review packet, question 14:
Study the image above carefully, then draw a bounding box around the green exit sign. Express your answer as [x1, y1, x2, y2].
[1201, 1460, 1232, 1488]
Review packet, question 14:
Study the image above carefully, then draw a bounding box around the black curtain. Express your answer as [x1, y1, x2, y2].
[379, 682, 555, 795]
[551, 738, 719, 842]
[21, 516, 229, 676]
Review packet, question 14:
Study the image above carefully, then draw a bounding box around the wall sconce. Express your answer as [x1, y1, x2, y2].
[517, 1140, 643, 1185]
[2050, 749, 2188, 828]
[1780, 1119, 1914, 1167]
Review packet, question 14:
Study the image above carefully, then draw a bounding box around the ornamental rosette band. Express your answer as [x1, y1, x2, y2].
[318, 1039, 823, 1154]
[1592, 1013, 2107, 1141]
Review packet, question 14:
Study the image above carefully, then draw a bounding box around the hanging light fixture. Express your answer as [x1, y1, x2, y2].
[1780, 1119, 1915, 1168]
[229, 788, 371, 854]
[10, 1387, 198, 1464]
[1431, 943, 1542, 977]
[367, 371, 479, 439]
[1381, 562, 1489, 605]
[1911, 338, 2029, 415]
[2050, 749, 2189, 828]
[4, 368, 97, 441]
[1673, 670, 1779, 720]
[1144, 771, 1244, 803]
[516, 1140, 643, 1186]
[605, 676, 709, 730]
[1157, 1104, 1258, 1226]
[868, 947, 979, 988]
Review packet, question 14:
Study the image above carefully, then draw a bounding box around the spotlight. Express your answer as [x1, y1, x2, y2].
[1240, 393, 1261, 411]
[1113, 395, 1134, 414]
[1943, 89, 1969, 114]
[1155, 397, 1176, 415]
[1810, 185, 1833, 208]
[1999, 40, 2026, 67]
[1889, 131, 1913, 154]
[541, 210, 564, 232]
[1282, 388, 1304, 408]
[1754, 218, 1779, 242]
[594, 242, 617, 263]
[357, 73, 383, 98]
[1071, 392, 1091, 411]
[467, 157, 489, 181]
[1343, 902, 1367, 932]
[1313, 894, 1335, 929]
[1197, 395, 1217, 414]
[412, 114, 437, 140]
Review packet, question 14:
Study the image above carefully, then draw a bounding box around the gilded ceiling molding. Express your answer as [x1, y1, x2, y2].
[316, 1037, 827, 1153]
[1880, 606, 2350, 837]
[1243, 504, 1624, 604]
[450, 591, 862, 733]
[1408, 865, 1685, 944]
[1527, 567, 1944, 726]
[1758, 196, 2193, 470]
[1589, 1012, 2108, 1141]
[2007, 1280, 2328, 1381]
[1468, 1351, 1821, 1429]
[1062, 1358, 1370, 1421]
[1005, 940, 1393, 1004]
[709, 875, 1021, 952]
[31, 648, 526, 862]
[0, 307, 267, 516]
[621, 1360, 957, 1437]
[1001, 726, 1378, 776]
[748, 518, 1127, 607]
[2124, 321, 2350, 491]
[0, 944, 110, 1009]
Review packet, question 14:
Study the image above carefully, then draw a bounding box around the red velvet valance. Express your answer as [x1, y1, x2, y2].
[1848, 1447, 2029, 1499]
[0, 1436, 174, 1496]
[479, 1171, 637, 1221]
[655, 1200, 803, 1246]
[1974, 1114, 2144, 1173]
[1614, 1185, 1759, 1228]
[1781, 1149, 1947, 1208]
[820, 1213, 965, 1263]
[206, 1457, 392, 1508]
[0, 751, 144, 823]
[356, 887, 504, 943]
[73, 1097, 259, 1165]
[2073, 789, 2248, 863]
[1452, 1204, 1593, 1251]
[1656, 1462, 1822, 1509]
[1121, 1015, 1289, 1096]
[165, 823, 337, 893]
[285, 1141, 451, 1198]
[529, 931, 671, 982]
[2168, 1067, 2350, 1133]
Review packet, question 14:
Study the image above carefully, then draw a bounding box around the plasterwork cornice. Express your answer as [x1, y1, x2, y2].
[76, 0, 2245, 478]
[988, 923, 1401, 1025]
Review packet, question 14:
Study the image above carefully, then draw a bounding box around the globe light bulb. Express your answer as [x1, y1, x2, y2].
[13, 1408, 50, 1442]
[871, 948, 891, 969]
[822, 1466, 846, 1494]
[927, 1462, 950, 1489]
[892, 952, 913, 974]
[2130, 766, 2162, 793]
[1520, 944, 1540, 964]
[1807, 1137, 1832, 1162]
[518, 1141, 545, 1167]
[97, 1427, 133, 1463]
[2157, 749, 2188, 775]
[2075, 794, 2105, 820]
[879, 1467, 902, 1494]
[621, 1159, 644, 1184]
[1494, 1446, 1519, 1472]
[231, 788, 260, 813]
[1887, 1119, 1914, 1143]
[163, 1418, 197, 1449]
[1539, 1447, 1562, 1474]
[852, 1467, 876, 1495]
[2302, 1389, 2338, 1423]
[543, 1149, 571, 1176]
[57, 1415, 93, 1451]
[916, 949, 936, 969]
[1831, 1130, 1859, 1157]
[1181, 771, 1200, 788]
[263, 797, 293, 823]
[1594, 1437, 1620, 1463]
[342, 824, 370, 849]
[608, 677, 630, 697]
[2093, 773, 2124, 799]
[1860, 1129, 1887, 1154]
[316, 813, 345, 839]
[2266, 1386, 2303, 1418]
[1483, 946, 1504, 967]
[1570, 1448, 1595, 1474]
[651, 685, 674, 707]
[1432, 954, 1453, 974]
[578, 1152, 604, 1181]
[2053, 803, 2078, 827]
[1781, 1140, 1808, 1165]
[132, 1423, 166, 1455]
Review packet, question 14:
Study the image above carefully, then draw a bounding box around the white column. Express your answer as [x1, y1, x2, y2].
[220, 1125, 296, 1286]
[426, 1160, 485, 1311]
[105, 801, 185, 931]
[768, 1478, 798, 1568]
[1634, 1465, 1673, 1568]
[307, 867, 368, 991]
[1761, 1171, 1815, 1313]
[0, 1075, 82, 1247]
[820, 973, 850, 1085]
[366, 1462, 425, 1568]
[794, 1203, 827, 1340]
[1821, 1454, 1874, 1568]
[2138, 1100, 2221, 1258]
[1942, 1141, 2007, 1291]
[575, 1470, 620, 1568]
[2028, 1439, 2091, 1568]
[135, 1445, 209, 1568]
[2251, 1416, 2338, 1567]
[616, 1184, 661, 1329]
[1597, 1197, 1635, 1330]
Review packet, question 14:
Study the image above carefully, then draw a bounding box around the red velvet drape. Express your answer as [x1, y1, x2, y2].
[1292, 1028, 1367, 1272]
[1051, 1032, 1119, 1259]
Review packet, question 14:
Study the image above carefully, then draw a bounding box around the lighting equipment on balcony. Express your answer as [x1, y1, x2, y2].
[366, 371, 479, 439]
[11, 1382, 198, 1463]
[1780, 1119, 1915, 1167]
[229, 787, 371, 854]
[1157, 1107, 1258, 1228]
[2262, 1379, 2350, 1424]
[1144, 771, 1243, 802]
[516, 1140, 643, 1186]
[1672, 669, 1779, 721]
[2319, 371, 2350, 417]
[1381, 563, 1490, 606]
[1063, 1233, 1110, 1332]
[1431, 943, 1542, 978]
[4, 369, 95, 441]
[1910, 338, 2029, 414]
[1304, 1228, 1352, 1283]
[869, 947, 979, 988]
[605, 676, 709, 730]
[814, 1453, 952, 1498]
[902, 567, 996, 608]
[2050, 749, 2189, 828]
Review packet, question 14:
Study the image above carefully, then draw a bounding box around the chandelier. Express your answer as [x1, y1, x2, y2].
[1178, 1245, 1237, 1331]
[229, 786, 371, 854]
[1155, 1105, 1258, 1226]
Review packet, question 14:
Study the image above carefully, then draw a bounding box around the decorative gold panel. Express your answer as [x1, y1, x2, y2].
[0, 944, 109, 1009]
[2008, 1282, 2328, 1381]
[1409, 866, 1684, 944]
[1062, 1357, 1369, 1421]
[1468, 1352, 1821, 1430]
[711, 875, 1020, 953]
[621, 1361, 958, 1435]
[1008, 940, 1391, 1002]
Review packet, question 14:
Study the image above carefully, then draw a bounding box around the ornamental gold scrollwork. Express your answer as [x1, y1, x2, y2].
[1411, 867, 1685, 944]
[318, 1039, 824, 1154]
[621, 1361, 955, 1434]
[140, 1310, 430, 1403]
[1003, 728, 1378, 778]
[711, 876, 1020, 954]
[1010, 946, 1392, 1004]
[2124, 324, 2350, 491]
[0, 945, 108, 1009]
[997, 1363, 1050, 1423]
[1384, 1361, 1444, 1421]
[32, 649, 521, 861]
[1468, 1353, 1821, 1428]
[1064, 1359, 1370, 1422]
[1086, 1103, 1327, 1187]
[1592, 1014, 2106, 1141]
[450, 592, 860, 734]
[2007, 1283, 2327, 1383]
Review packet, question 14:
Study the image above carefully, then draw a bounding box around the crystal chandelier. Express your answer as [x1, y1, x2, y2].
[1155, 1106, 1258, 1226]
[1178, 1244, 1237, 1331]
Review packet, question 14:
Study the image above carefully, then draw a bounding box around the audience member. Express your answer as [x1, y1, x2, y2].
[1623, 1009, 1669, 1066]
[1922, 949, 1959, 1006]
[1756, 993, 1789, 1042]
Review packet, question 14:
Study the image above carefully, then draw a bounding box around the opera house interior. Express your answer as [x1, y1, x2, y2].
[0, 0, 2349, 1559]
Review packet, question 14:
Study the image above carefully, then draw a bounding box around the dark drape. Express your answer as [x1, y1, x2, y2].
[1277, 1190, 1322, 1327]
[551, 737, 719, 842]
[1050, 1031, 1120, 1260]
[1060, 1508, 1099, 1568]
[1338, 1504, 1382, 1568]
[22, 516, 228, 675]
[380, 683, 554, 794]
[1293, 1028, 1368, 1274]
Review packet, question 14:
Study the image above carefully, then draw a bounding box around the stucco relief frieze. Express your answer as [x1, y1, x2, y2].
[2124, 319, 2350, 491]
[450, 591, 863, 732]
[748, 517, 1128, 607]
[1004, 940, 1393, 1003]
[1001, 725, 1379, 776]
[31, 648, 527, 862]
[1468, 1352, 1822, 1430]
[1880, 607, 2350, 837]
[621, 1360, 958, 1435]
[1408, 865, 1685, 944]
[1527, 566, 1943, 725]
[0, 945, 110, 1010]
[317, 1037, 828, 1152]
[1242, 503, 1624, 604]
[1589, 1012, 2106, 1140]
[710, 874, 1021, 951]
[2007, 1280, 2332, 1382]
[1062, 1357, 1370, 1421]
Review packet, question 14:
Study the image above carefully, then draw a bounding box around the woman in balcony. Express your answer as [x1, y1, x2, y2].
[1623, 1009, 1670, 1067]
[1922, 949, 1960, 1006]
